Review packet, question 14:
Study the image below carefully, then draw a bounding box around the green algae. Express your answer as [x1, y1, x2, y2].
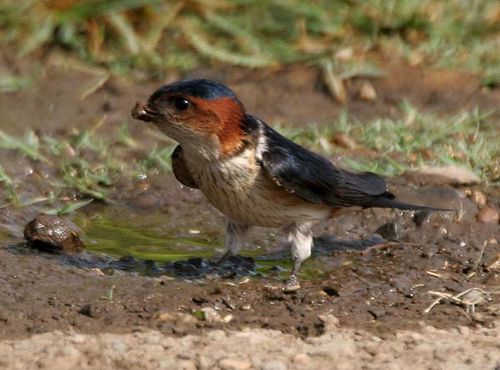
[75, 208, 334, 280]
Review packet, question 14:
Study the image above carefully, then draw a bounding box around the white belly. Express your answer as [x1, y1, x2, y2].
[185, 149, 329, 227]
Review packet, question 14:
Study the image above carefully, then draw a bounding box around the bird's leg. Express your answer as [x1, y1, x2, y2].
[283, 222, 313, 291]
[217, 221, 250, 264]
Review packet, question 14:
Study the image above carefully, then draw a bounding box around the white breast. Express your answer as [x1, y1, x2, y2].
[185, 147, 329, 227]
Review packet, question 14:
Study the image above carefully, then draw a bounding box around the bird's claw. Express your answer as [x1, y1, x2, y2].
[216, 251, 234, 265]
[283, 275, 300, 292]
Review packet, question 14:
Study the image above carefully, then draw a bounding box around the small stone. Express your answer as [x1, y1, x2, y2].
[262, 360, 288, 370]
[24, 214, 84, 254]
[375, 221, 402, 241]
[318, 314, 340, 331]
[404, 166, 481, 186]
[359, 81, 377, 101]
[469, 189, 487, 208]
[332, 133, 357, 150]
[457, 326, 470, 336]
[322, 286, 340, 297]
[89, 268, 105, 276]
[200, 307, 221, 322]
[413, 210, 432, 227]
[218, 358, 252, 370]
[78, 304, 101, 318]
[334, 47, 353, 61]
[476, 207, 499, 224]
[487, 254, 500, 271]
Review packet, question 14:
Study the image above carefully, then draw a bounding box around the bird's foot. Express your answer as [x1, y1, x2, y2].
[283, 275, 301, 292]
[216, 251, 235, 265]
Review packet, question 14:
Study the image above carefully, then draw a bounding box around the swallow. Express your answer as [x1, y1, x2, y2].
[132, 79, 444, 290]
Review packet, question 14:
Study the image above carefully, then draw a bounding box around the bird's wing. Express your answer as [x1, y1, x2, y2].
[171, 145, 198, 189]
[248, 117, 389, 208]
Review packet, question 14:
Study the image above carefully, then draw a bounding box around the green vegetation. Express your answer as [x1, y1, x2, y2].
[0, 104, 497, 216]
[0, 122, 177, 212]
[274, 104, 499, 184]
[0, 0, 498, 83]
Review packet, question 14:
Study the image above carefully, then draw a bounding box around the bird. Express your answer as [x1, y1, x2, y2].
[132, 78, 444, 290]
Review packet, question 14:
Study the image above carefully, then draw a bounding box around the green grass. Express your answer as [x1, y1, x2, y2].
[0, 1, 498, 84]
[0, 123, 177, 213]
[274, 104, 500, 185]
[0, 104, 497, 216]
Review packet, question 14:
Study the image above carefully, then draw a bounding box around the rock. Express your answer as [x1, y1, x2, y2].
[404, 166, 480, 186]
[413, 210, 432, 227]
[468, 189, 487, 208]
[487, 253, 500, 271]
[199, 307, 222, 322]
[262, 360, 288, 370]
[476, 207, 499, 224]
[332, 133, 357, 150]
[318, 314, 340, 332]
[218, 358, 252, 370]
[375, 221, 402, 241]
[24, 214, 84, 254]
[334, 47, 353, 61]
[359, 81, 377, 101]
[78, 304, 102, 318]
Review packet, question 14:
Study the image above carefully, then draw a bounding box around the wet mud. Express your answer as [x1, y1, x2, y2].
[0, 56, 499, 341]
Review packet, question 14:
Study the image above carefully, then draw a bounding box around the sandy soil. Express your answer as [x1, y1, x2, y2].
[1, 318, 499, 370]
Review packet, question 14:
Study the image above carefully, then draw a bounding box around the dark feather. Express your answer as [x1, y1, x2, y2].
[171, 145, 198, 189]
[243, 116, 445, 211]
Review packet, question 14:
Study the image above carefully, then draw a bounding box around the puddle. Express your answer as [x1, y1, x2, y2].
[77, 209, 221, 262]
[67, 207, 388, 280]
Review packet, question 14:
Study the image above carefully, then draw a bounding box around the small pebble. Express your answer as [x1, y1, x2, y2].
[359, 81, 377, 101]
[24, 214, 84, 254]
[476, 207, 499, 224]
[469, 189, 487, 208]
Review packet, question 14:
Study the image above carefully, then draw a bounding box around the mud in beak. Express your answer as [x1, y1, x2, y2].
[131, 102, 160, 122]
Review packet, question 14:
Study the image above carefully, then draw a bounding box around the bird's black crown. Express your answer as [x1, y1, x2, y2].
[152, 79, 238, 101]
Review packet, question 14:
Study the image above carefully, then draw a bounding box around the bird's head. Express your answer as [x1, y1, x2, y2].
[132, 79, 246, 159]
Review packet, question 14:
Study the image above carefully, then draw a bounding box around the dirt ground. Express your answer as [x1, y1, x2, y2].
[0, 54, 499, 368]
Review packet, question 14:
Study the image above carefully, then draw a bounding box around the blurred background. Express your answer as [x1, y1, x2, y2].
[0, 0, 498, 258]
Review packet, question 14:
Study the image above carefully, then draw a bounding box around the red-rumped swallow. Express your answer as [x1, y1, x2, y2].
[132, 79, 443, 290]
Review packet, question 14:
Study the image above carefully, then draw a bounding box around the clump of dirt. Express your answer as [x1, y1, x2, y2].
[24, 214, 84, 254]
[1, 192, 498, 340]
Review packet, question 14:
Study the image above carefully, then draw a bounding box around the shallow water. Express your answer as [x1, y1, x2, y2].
[72, 207, 385, 280]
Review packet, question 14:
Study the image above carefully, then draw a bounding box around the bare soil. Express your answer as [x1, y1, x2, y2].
[0, 55, 499, 368]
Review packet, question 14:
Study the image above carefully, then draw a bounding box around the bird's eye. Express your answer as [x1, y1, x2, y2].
[174, 97, 190, 111]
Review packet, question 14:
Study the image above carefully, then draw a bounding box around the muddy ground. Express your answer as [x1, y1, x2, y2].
[0, 54, 499, 368]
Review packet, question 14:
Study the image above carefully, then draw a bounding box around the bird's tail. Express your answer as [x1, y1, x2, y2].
[364, 192, 454, 212]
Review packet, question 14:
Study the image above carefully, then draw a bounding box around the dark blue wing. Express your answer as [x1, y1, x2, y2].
[248, 117, 390, 208]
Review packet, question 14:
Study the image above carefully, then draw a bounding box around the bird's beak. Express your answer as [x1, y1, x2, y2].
[131, 101, 160, 122]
